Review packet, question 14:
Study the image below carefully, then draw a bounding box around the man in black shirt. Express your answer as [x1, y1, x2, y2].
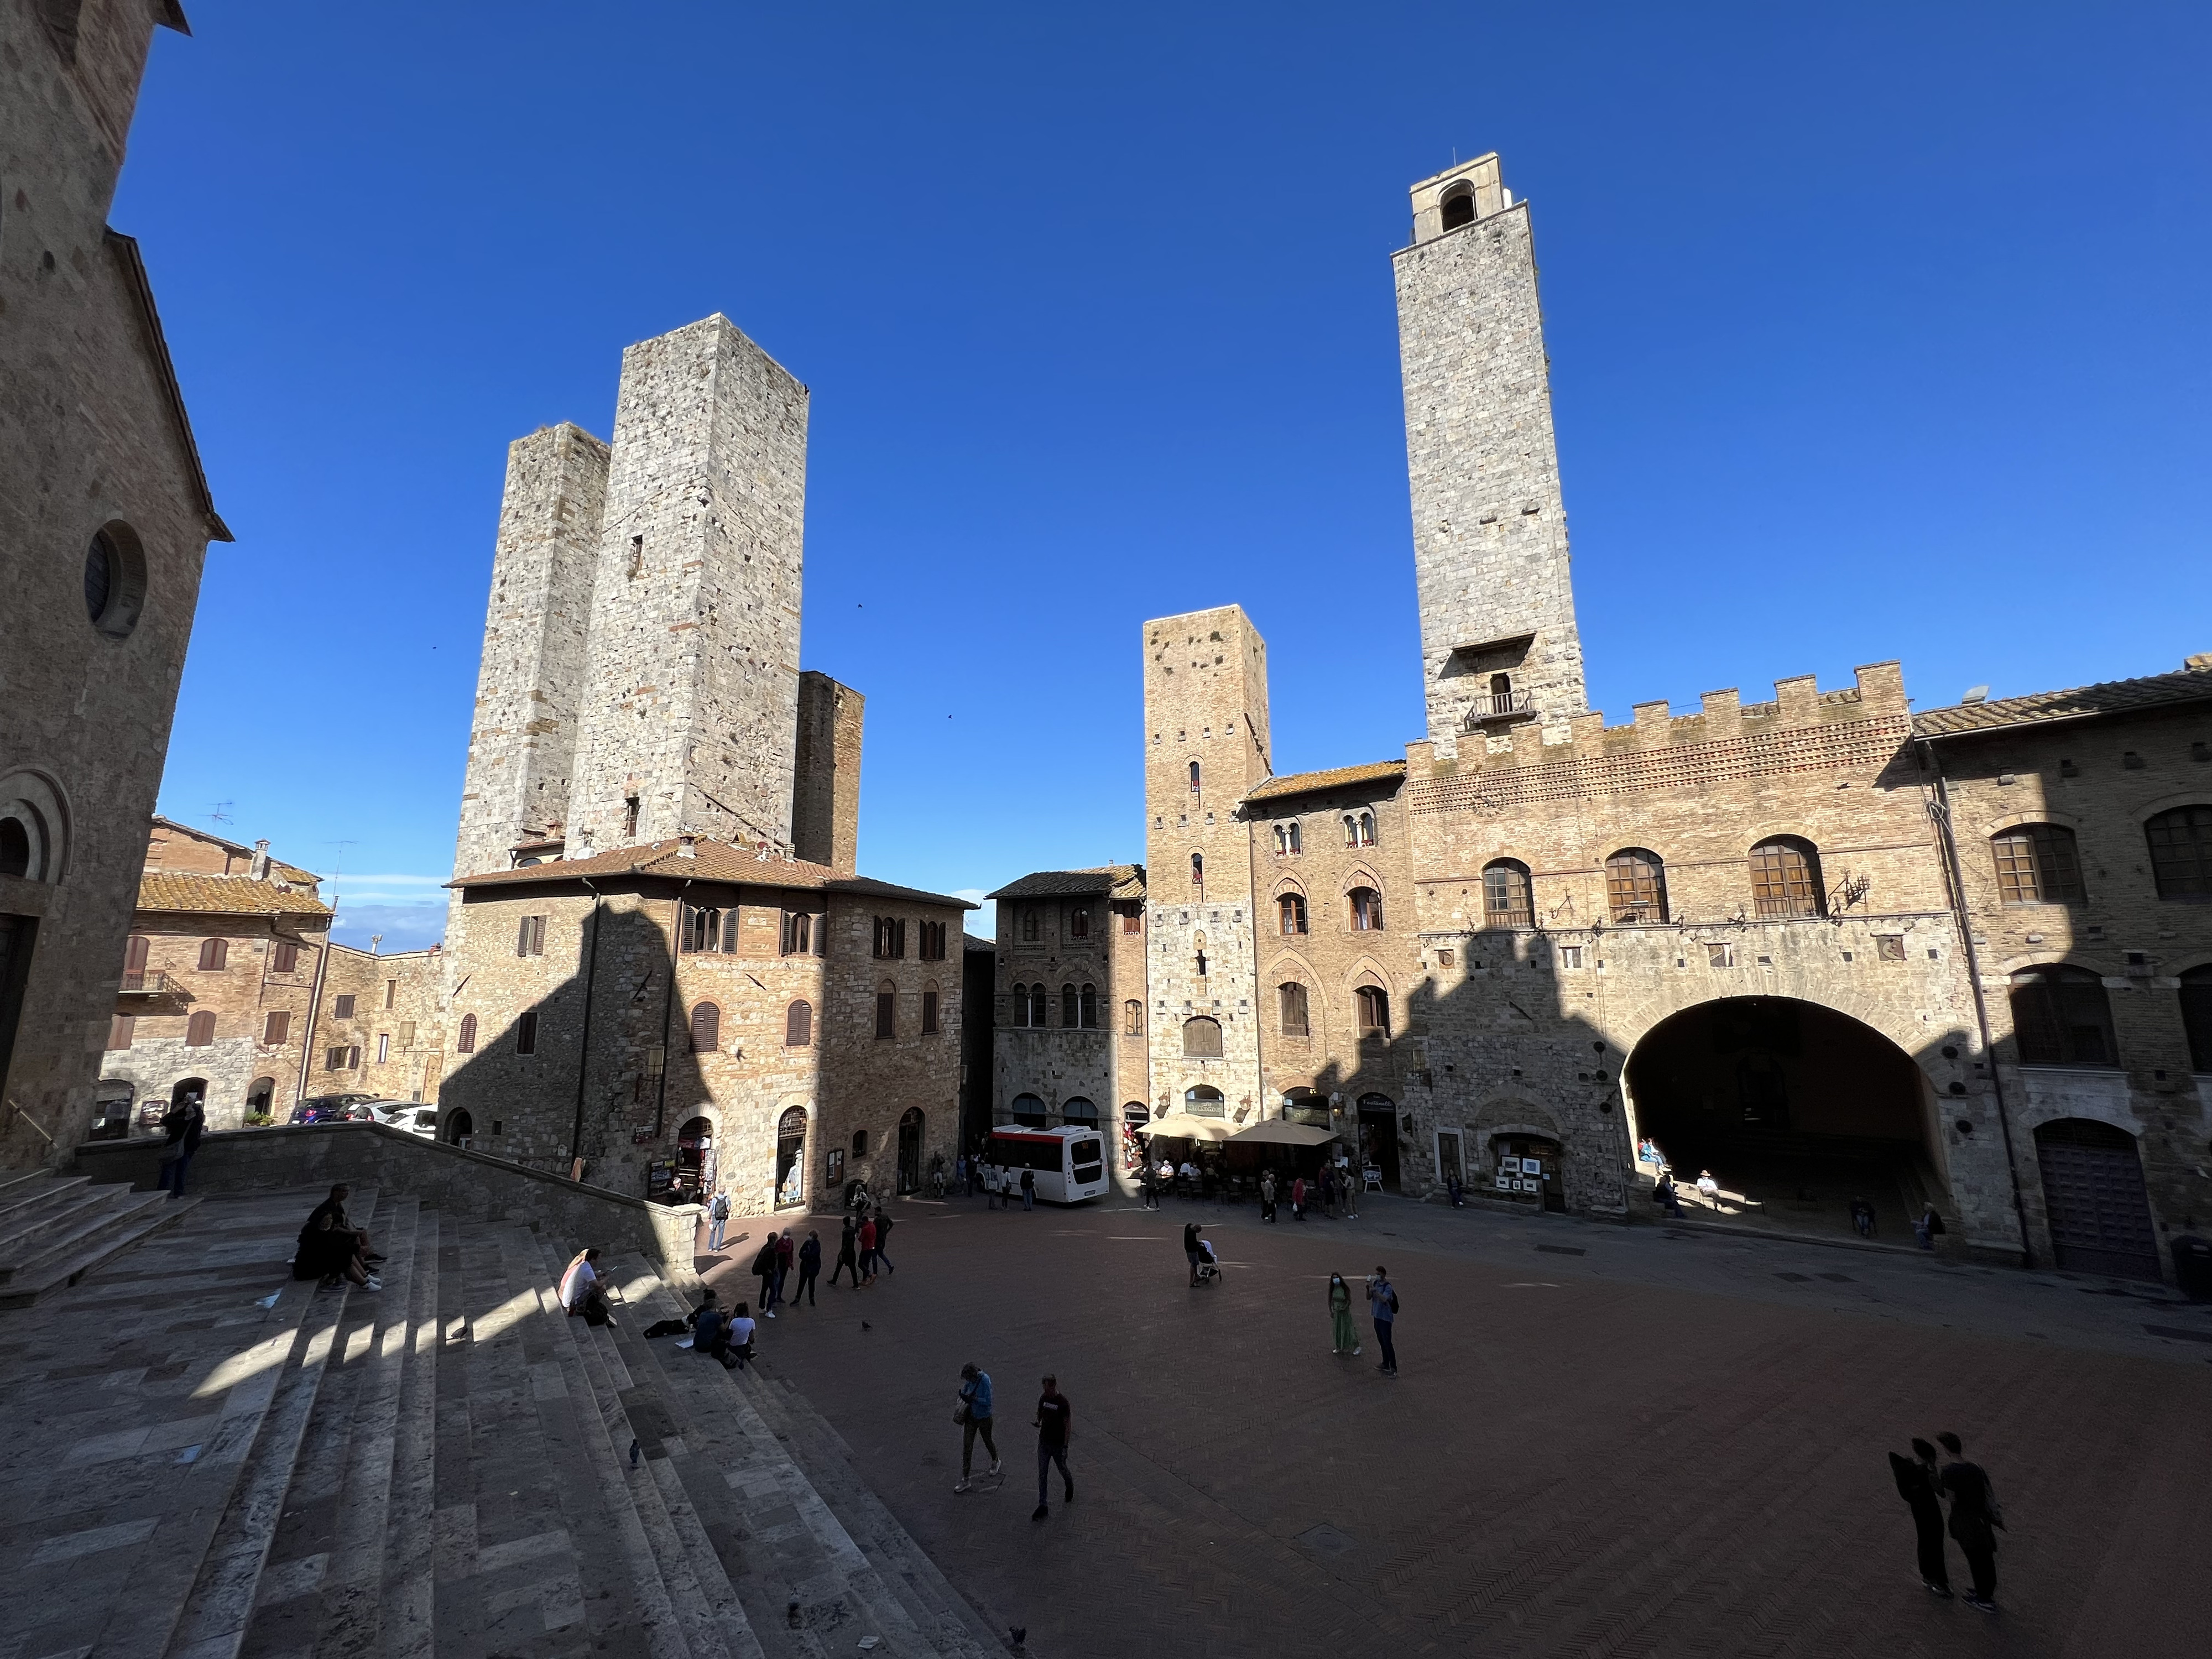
[1184, 1222, 1203, 1286]
[1032, 1375, 1072, 1521]
[1887, 1438, 1950, 1597]
[1937, 1431, 2002, 1610]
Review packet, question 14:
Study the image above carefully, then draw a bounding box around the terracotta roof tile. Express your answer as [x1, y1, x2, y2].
[137, 871, 333, 919]
[1913, 660, 2212, 738]
[1241, 759, 1407, 805]
[448, 837, 973, 909]
[988, 864, 1145, 901]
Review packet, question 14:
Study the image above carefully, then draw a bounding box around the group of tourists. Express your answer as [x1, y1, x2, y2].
[1889, 1433, 2004, 1611]
[951, 1361, 1072, 1521]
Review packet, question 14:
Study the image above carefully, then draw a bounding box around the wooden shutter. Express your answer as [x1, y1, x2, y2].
[264, 1011, 290, 1045]
[786, 1000, 812, 1047]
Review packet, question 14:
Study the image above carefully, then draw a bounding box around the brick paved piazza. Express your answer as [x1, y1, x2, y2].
[702, 1192, 2212, 1659]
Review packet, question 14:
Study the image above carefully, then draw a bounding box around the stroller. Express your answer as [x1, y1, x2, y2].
[1192, 1239, 1222, 1285]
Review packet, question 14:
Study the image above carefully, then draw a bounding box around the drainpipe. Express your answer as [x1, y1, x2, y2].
[653, 880, 692, 1141]
[567, 878, 604, 1177]
[1919, 739, 2034, 1265]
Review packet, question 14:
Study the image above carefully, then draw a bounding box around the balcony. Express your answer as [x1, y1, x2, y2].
[1460, 689, 1536, 729]
[120, 969, 183, 995]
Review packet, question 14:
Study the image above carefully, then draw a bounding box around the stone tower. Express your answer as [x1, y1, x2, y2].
[567, 315, 810, 857]
[451, 422, 609, 879]
[792, 670, 863, 875]
[1141, 606, 1271, 1126]
[1394, 153, 1587, 756]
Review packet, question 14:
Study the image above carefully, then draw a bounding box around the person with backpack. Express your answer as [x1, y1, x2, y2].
[953, 1362, 1001, 1493]
[707, 1187, 731, 1251]
[1367, 1265, 1399, 1376]
[751, 1235, 780, 1317]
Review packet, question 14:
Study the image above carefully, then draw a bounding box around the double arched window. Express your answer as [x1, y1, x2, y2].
[785, 1000, 812, 1047]
[1605, 849, 1667, 924]
[1272, 822, 1302, 854]
[1991, 823, 2083, 905]
[1749, 837, 1824, 918]
[1481, 859, 1532, 928]
[2146, 806, 2212, 899]
[1348, 888, 1383, 931]
[1022, 909, 1041, 942]
[1183, 1016, 1223, 1057]
[1279, 893, 1307, 936]
[1278, 982, 1310, 1036]
[689, 1002, 720, 1053]
[1070, 907, 1091, 940]
[2009, 966, 2117, 1067]
[1354, 985, 1389, 1036]
[1342, 811, 1376, 849]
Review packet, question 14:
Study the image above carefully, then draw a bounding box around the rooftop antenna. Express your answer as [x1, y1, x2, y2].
[208, 800, 233, 826]
[323, 839, 358, 915]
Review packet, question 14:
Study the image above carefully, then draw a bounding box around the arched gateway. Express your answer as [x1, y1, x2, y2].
[1624, 997, 1945, 1236]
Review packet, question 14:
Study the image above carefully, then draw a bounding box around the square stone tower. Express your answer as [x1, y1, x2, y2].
[791, 669, 863, 875]
[450, 422, 609, 880]
[1141, 606, 1271, 1126]
[567, 315, 810, 856]
[1394, 153, 1587, 756]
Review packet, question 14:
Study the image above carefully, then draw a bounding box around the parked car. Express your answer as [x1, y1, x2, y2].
[366, 1102, 440, 1138]
[291, 1093, 380, 1124]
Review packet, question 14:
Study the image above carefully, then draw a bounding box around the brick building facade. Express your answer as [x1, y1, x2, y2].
[0, 0, 229, 1165]
[314, 943, 448, 1110]
[97, 820, 331, 1133]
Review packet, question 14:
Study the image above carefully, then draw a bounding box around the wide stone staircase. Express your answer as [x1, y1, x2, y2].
[0, 1187, 1009, 1659]
[0, 1168, 202, 1307]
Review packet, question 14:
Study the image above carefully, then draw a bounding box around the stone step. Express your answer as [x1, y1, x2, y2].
[601, 1254, 997, 1659]
[0, 1190, 205, 1308]
[158, 1194, 385, 1659]
[0, 1170, 95, 1240]
[0, 1165, 56, 1202]
[514, 1224, 712, 1659]
[379, 1203, 440, 1659]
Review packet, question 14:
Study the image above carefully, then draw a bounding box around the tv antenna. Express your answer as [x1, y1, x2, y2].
[208, 800, 234, 826]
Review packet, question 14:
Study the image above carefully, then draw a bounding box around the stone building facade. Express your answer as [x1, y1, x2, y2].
[437, 311, 967, 1214]
[314, 943, 448, 1110]
[0, 0, 229, 1166]
[97, 819, 331, 1133]
[986, 866, 1147, 1174]
[1119, 153, 2211, 1282]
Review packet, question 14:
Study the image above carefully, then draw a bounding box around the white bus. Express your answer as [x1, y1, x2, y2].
[982, 1124, 1109, 1205]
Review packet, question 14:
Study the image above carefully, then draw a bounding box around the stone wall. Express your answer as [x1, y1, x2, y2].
[450, 422, 609, 882]
[1394, 156, 1586, 753]
[567, 317, 808, 858]
[0, 1, 225, 1166]
[73, 1119, 702, 1281]
[993, 893, 1118, 1128]
[792, 671, 864, 875]
[316, 943, 450, 1108]
[1143, 606, 1271, 1123]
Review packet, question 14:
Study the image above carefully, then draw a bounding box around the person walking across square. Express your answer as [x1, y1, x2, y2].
[1020, 1167, 1035, 1211]
[752, 1235, 780, 1317]
[1031, 1375, 1073, 1520]
[1367, 1265, 1399, 1376]
[1938, 1432, 2002, 1610]
[857, 1214, 878, 1285]
[953, 1362, 1000, 1492]
[1887, 1438, 1950, 1597]
[707, 1188, 731, 1252]
[1184, 1221, 1206, 1287]
[794, 1229, 821, 1307]
[774, 1228, 794, 1307]
[1260, 1171, 1277, 1223]
[829, 1217, 860, 1287]
[872, 1208, 896, 1274]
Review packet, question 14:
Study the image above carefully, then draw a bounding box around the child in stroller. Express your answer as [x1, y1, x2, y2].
[1192, 1237, 1222, 1285]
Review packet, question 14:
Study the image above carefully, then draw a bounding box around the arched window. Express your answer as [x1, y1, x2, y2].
[1354, 985, 1389, 1036]
[1011, 983, 1030, 1027]
[1185, 1086, 1225, 1118]
[1022, 908, 1041, 942]
[1182, 1016, 1223, 1057]
[785, 1000, 812, 1047]
[456, 1012, 478, 1053]
[2010, 966, 2118, 1067]
[1272, 822, 1302, 854]
[1079, 983, 1099, 1029]
[1070, 906, 1091, 940]
[0, 818, 28, 879]
[1481, 859, 1533, 927]
[1279, 981, 1309, 1036]
[1279, 893, 1307, 936]
[1027, 983, 1048, 1026]
[1062, 983, 1079, 1027]
[1124, 999, 1144, 1035]
[1605, 849, 1668, 924]
[1188, 760, 1201, 792]
[1991, 823, 2084, 905]
[690, 1001, 720, 1053]
[1061, 1097, 1098, 1126]
[1348, 887, 1383, 931]
[1440, 185, 1475, 230]
[682, 905, 724, 953]
[1749, 837, 1825, 918]
[2145, 805, 2212, 899]
[1342, 811, 1376, 849]
[853, 1129, 869, 1156]
[874, 980, 896, 1040]
[186, 1010, 216, 1046]
[775, 1107, 807, 1208]
[921, 984, 941, 1035]
[1010, 1092, 1047, 1126]
[2179, 966, 2212, 1072]
[198, 938, 228, 971]
[1191, 852, 1204, 887]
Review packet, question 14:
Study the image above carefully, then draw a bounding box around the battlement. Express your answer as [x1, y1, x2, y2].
[1407, 662, 1911, 812]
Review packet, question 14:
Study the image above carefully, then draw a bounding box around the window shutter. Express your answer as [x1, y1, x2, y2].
[264, 1011, 290, 1045]
[921, 989, 940, 1035]
[108, 1014, 135, 1050]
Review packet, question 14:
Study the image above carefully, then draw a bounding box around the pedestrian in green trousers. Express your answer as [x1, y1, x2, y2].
[1329, 1273, 1360, 1355]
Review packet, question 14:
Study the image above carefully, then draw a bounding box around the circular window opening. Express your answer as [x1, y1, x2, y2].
[84, 523, 147, 638]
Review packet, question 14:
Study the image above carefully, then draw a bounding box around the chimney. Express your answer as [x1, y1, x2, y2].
[676, 832, 698, 860]
[250, 838, 272, 880]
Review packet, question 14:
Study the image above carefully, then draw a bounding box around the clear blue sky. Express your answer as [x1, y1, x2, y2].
[125, 2, 2209, 951]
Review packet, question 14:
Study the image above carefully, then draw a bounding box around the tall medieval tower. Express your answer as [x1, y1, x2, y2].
[1394, 154, 1587, 756]
[1141, 606, 1271, 1125]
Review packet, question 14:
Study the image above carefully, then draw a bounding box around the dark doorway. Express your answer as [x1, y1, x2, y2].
[1625, 997, 1940, 1239]
[2036, 1118, 2159, 1280]
[1489, 1133, 1566, 1212]
[1357, 1095, 1401, 1192]
[775, 1107, 807, 1209]
[444, 1108, 474, 1147]
[246, 1076, 276, 1119]
[676, 1114, 714, 1198]
[897, 1107, 924, 1194]
[170, 1077, 207, 1110]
